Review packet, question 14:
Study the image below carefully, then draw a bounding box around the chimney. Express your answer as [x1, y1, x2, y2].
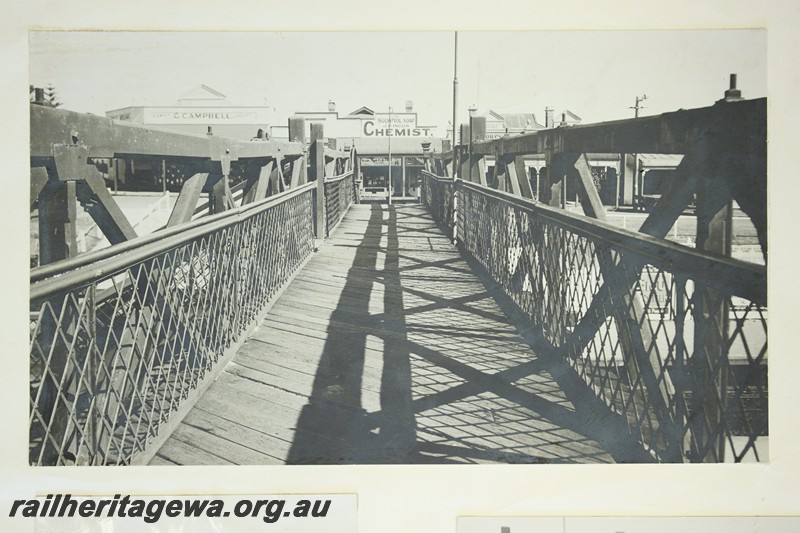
[405, 100, 413, 113]
[545, 107, 554, 128]
[559, 112, 567, 127]
[723, 73, 743, 101]
[328, 99, 336, 112]
[33, 87, 45, 106]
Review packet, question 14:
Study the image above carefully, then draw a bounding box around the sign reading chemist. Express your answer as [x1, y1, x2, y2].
[362, 113, 435, 137]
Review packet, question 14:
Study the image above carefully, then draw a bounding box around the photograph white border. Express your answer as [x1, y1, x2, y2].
[3, 2, 799, 531]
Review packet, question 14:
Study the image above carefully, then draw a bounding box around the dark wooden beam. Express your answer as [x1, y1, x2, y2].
[310, 124, 325, 239]
[31, 104, 303, 161]
[512, 156, 534, 199]
[79, 171, 138, 245]
[289, 156, 304, 188]
[30, 167, 49, 210]
[471, 98, 766, 157]
[167, 172, 208, 227]
[573, 153, 606, 219]
[208, 173, 233, 214]
[638, 159, 696, 238]
[269, 157, 284, 196]
[38, 181, 78, 265]
[242, 161, 274, 204]
[288, 117, 305, 145]
[469, 116, 487, 185]
[570, 152, 683, 461]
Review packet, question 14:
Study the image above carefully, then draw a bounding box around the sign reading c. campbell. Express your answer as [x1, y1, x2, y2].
[144, 107, 269, 125]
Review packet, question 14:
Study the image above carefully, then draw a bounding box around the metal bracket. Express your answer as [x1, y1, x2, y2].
[52, 144, 90, 182]
[209, 151, 232, 176]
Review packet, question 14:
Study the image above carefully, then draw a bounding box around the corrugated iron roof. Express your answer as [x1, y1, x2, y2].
[502, 113, 544, 130]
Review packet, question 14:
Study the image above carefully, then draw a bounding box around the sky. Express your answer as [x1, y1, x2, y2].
[29, 30, 765, 134]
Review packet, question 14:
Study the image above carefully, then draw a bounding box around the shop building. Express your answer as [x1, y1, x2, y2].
[106, 84, 274, 140]
[273, 100, 441, 199]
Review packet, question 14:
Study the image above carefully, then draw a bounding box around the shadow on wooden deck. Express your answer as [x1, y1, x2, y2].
[152, 203, 652, 465]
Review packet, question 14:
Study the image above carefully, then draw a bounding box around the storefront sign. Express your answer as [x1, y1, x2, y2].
[362, 113, 435, 137]
[144, 107, 270, 125]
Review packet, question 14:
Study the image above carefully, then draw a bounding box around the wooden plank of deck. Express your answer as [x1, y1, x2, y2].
[152, 203, 618, 465]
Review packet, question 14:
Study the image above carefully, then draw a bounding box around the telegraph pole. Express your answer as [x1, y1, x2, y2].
[629, 94, 647, 210]
[630, 94, 647, 118]
[452, 31, 458, 178]
[388, 106, 393, 205]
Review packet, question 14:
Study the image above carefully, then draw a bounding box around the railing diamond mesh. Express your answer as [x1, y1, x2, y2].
[29, 186, 315, 465]
[421, 173, 454, 231]
[421, 172, 767, 463]
[324, 171, 356, 237]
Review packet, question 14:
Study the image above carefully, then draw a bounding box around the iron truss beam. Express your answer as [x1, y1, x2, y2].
[469, 98, 766, 157]
[30, 105, 304, 163]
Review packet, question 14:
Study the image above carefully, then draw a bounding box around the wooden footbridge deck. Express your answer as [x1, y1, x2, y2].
[29, 90, 767, 466]
[152, 204, 632, 465]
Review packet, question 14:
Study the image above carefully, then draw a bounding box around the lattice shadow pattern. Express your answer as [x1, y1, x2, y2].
[422, 174, 766, 463]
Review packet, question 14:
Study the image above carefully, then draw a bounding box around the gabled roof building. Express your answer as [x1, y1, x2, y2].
[106, 84, 275, 139]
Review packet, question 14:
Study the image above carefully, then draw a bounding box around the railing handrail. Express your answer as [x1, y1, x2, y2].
[323, 169, 355, 184]
[457, 179, 766, 305]
[30, 182, 316, 301]
[420, 170, 454, 182]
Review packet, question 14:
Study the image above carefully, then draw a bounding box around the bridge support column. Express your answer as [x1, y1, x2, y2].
[38, 180, 78, 265]
[691, 166, 733, 463]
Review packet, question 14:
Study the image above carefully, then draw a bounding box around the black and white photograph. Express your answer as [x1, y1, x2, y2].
[27, 29, 768, 467]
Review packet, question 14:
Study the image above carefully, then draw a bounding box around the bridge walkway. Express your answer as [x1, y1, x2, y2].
[150, 203, 639, 465]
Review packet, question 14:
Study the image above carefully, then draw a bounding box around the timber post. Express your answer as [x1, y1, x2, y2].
[310, 123, 325, 241]
[288, 116, 307, 188]
[469, 115, 487, 185]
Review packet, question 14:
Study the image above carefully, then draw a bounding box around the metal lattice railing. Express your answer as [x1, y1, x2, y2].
[29, 184, 316, 465]
[324, 171, 356, 237]
[450, 181, 766, 462]
[421, 172, 454, 231]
